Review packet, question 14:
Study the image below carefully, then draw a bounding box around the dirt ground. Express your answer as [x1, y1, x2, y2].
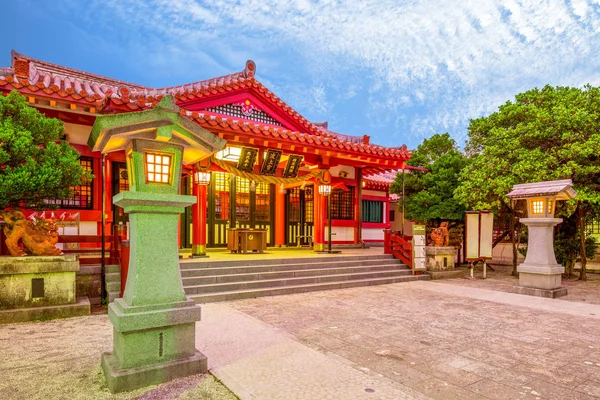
[0, 315, 238, 400]
[443, 263, 600, 304]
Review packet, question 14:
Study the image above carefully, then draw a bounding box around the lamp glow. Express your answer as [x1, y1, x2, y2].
[145, 152, 171, 184]
[193, 171, 211, 186]
[318, 184, 331, 196]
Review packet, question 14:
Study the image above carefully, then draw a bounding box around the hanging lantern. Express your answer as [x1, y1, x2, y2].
[318, 184, 331, 196]
[193, 170, 211, 186]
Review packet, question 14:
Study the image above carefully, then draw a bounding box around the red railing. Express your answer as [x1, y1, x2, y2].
[58, 234, 120, 265]
[383, 230, 412, 267]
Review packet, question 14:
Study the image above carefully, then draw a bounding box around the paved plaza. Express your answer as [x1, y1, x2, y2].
[2, 279, 600, 399]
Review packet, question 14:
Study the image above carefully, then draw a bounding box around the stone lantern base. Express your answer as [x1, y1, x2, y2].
[101, 298, 207, 393]
[513, 264, 568, 298]
[512, 217, 568, 299]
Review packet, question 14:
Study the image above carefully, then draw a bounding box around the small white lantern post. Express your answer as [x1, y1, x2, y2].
[507, 179, 577, 298]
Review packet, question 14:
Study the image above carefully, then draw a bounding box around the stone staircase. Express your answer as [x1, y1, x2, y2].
[180, 254, 430, 303]
[105, 264, 121, 303]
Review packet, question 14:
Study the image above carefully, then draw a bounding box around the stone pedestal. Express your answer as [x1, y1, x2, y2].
[426, 246, 458, 271]
[425, 247, 462, 280]
[101, 191, 207, 393]
[0, 255, 90, 323]
[514, 218, 567, 298]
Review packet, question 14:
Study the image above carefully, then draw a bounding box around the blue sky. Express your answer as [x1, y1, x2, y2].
[2, 0, 600, 149]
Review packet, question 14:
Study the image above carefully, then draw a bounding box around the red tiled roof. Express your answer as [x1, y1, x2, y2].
[0, 50, 411, 161]
[184, 110, 410, 159]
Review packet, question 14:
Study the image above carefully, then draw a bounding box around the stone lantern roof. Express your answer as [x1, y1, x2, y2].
[507, 179, 577, 200]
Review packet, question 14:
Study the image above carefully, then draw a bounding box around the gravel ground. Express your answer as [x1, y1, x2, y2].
[0, 315, 237, 400]
[439, 263, 600, 305]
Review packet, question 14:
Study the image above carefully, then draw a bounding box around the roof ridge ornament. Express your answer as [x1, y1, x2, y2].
[244, 60, 256, 78]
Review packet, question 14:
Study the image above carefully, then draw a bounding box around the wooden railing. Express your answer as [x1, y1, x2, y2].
[383, 230, 412, 267]
[58, 234, 121, 265]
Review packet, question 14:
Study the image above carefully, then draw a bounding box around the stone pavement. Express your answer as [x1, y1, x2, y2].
[222, 280, 600, 399]
[3, 278, 600, 399]
[195, 303, 428, 399]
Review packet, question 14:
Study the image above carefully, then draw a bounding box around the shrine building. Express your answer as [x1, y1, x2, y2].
[0, 51, 410, 254]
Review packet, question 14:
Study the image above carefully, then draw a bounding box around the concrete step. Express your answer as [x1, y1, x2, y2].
[106, 281, 121, 292]
[180, 254, 397, 270]
[105, 272, 121, 283]
[189, 274, 430, 303]
[184, 269, 414, 295]
[180, 258, 405, 278]
[182, 264, 411, 286]
[107, 291, 120, 303]
[106, 264, 121, 274]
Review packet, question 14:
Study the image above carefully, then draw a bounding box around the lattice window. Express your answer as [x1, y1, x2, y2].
[362, 200, 383, 223]
[288, 187, 301, 223]
[304, 186, 314, 223]
[255, 182, 271, 221]
[330, 187, 355, 220]
[236, 177, 251, 221]
[45, 157, 94, 210]
[205, 104, 282, 126]
[586, 218, 600, 235]
[145, 153, 171, 184]
[214, 172, 230, 220]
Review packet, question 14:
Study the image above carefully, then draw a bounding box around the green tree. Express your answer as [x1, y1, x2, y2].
[455, 85, 600, 279]
[391, 133, 466, 223]
[0, 91, 91, 210]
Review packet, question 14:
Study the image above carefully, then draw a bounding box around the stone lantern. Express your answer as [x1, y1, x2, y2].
[88, 96, 226, 392]
[507, 179, 577, 298]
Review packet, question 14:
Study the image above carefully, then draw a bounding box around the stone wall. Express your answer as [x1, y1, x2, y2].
[77, 265, 102, 305]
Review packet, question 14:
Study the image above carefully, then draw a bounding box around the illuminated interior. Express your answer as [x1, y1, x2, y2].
[145, 152, 171, 184]
[215, 146, 242, 162]
[531, 200, 544, 215]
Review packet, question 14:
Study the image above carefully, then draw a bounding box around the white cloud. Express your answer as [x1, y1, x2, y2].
[71, 0, 600, 147]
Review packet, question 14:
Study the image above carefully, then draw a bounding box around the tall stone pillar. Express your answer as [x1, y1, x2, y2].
[88, 96, 226, 392]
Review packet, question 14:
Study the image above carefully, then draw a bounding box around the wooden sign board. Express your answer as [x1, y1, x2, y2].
[260, 149, 282, 176]
[465, 211, 493, 261]
[412, 224, 426, 270]
[237, 147, 258, 172]
[283, 155, 303, 178]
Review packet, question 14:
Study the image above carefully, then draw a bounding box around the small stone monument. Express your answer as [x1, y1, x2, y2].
[88, 96, 226, 392]
[425, 222, 460, 279]
[507, 179, 576, 298]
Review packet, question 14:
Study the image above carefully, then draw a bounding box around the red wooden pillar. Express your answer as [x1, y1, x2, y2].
[314, 189, 326, 251]
[383, 229, 391, 254]
[314, 188, 322, 251]
[191, 183, 208, 256]
[275, 188, 286, 247]
[355, 167, 362, 245]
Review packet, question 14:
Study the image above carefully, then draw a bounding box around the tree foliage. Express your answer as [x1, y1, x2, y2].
[0, 91, 91, 210]
[455, 85, 600, 211]
[455, 85, 600, 279]
[391, 133, 466, 223]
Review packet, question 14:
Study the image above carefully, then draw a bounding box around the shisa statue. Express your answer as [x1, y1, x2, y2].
[429, 221, 450, 247]
[1, 210, 63, 256]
